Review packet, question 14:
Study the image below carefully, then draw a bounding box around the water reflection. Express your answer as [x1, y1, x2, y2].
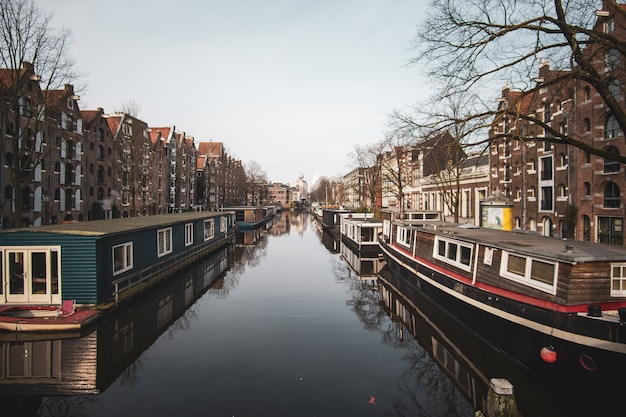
[330, 244, 473, 417]
[372, 263, 618, 417]
[3, 212, 612, 417]
[0, 246, 234, 416]
[340, 240, 385, 280]
[317, 227, 340, 254]
[335, 237, 590, 417]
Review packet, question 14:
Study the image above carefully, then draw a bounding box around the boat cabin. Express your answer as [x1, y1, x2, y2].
[381, 209, 626, 310]
[224, 206, 274, 230]
[340, 215, 382, 257]
[0, 212, 234, 306]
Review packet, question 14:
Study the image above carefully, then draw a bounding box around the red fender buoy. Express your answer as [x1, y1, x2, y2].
[540, 345, 557, 363]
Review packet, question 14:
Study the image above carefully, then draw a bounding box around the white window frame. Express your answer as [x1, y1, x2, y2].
[185, 223, 194, 247]
[395, 226, 411, 248]
[220, 216, 227, 233]
[499, 251, 557, 294]
[433, 236, 473, 272]
[204, 219, 214, 241]
[113, 242, 133, 275]
[157, 228, 172, 257]
[610, 263, 626, 297]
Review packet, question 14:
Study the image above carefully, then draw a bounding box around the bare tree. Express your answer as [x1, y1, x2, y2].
[0, 0, 82, 226]
[114, 99, 142, 118]
[244, 160, 267, 205]
[310, 176, 332, 203]
[389, 94, 489, 221]
[378, 131, 415, 216]
[348, 142, 386, 211]
[411, 0, 626, 163]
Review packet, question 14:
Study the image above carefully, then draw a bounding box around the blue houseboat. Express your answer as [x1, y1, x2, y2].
[0, 211, 235, 308]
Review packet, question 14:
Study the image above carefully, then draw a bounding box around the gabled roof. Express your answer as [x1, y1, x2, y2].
[418, 130, 455, 149]
[80, 109, 104, 128]
[104, 114, 122, 136]
[80, 109, 100, 125]
[0, 62, 34, 91]
[198, 141, 223, 156]
[148, 127, 167, 145]
[150, 127, 172, 140]
[0, 68, 20, 90]
[44, 88, 66, 109]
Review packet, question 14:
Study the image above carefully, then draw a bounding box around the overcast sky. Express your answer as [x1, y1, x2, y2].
[45, 0, 429, 186]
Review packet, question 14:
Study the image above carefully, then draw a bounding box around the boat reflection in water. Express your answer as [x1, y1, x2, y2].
[340, 240, 385, 280]
[377, 265, 621, 417]
[0, 246, 234, 416]
[320, 228, 340, 254]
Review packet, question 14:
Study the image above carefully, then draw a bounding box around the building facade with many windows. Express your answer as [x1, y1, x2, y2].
[489, 2, 626, 244]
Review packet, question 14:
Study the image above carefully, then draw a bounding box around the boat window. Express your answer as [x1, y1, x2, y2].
[507, 254, 526, 276]
[610, 263, 626, 296]
[460, 246, 472, 266]
[396, 226, 411, 247]
[447, 243, 458, 261]
[113, 242, 133, 275]
[185, 223, 194, 246]
[157, 228, 173, 257]
[438, 240, 446, 257]
[433, 237, 473, 272]
[500, 251, 557, 294]
[530, 259, 554, 285]
[220, 216, 228, 233]
[204, 219, 215, 241]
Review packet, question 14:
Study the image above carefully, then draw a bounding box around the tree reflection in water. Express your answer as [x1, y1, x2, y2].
[333, 248, 475, 417]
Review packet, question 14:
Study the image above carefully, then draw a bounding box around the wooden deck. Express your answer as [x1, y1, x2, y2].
[0, 305, 101, 332]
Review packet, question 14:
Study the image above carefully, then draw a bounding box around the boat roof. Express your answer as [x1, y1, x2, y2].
[0, 212, 224, 237]
[407, 222, 626, 263]
[341, 217, 382, 226]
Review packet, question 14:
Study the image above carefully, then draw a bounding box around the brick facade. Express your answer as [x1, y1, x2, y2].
[490, 1, 626, 244]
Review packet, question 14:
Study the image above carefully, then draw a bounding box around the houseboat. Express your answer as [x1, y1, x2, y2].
[318, 207, 351, 233]
[224, 206, 275, 230]
[0, 246, 232, 403]
[0, 211, 235, 329]
[339, 215, 382, 257]
[339, 240, 384, 280]
[379, 209, 626, 384]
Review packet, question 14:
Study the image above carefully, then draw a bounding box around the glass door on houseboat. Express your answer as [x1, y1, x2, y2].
[2, 248, 60, 304]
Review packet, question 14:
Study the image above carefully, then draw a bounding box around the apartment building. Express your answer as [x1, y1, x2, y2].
[341, 168, 366, 209]
[80, 107, 117, 219]
[0, 62, 89, 228]
[489, 2, 626, 243]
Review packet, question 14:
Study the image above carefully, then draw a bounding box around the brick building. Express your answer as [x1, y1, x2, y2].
[490, 1, 626, 244]
[0, 62, 91, 228]
[80, 107, 117, 219]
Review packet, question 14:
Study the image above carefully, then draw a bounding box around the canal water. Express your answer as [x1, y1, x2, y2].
[0, 212, 620, 416]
